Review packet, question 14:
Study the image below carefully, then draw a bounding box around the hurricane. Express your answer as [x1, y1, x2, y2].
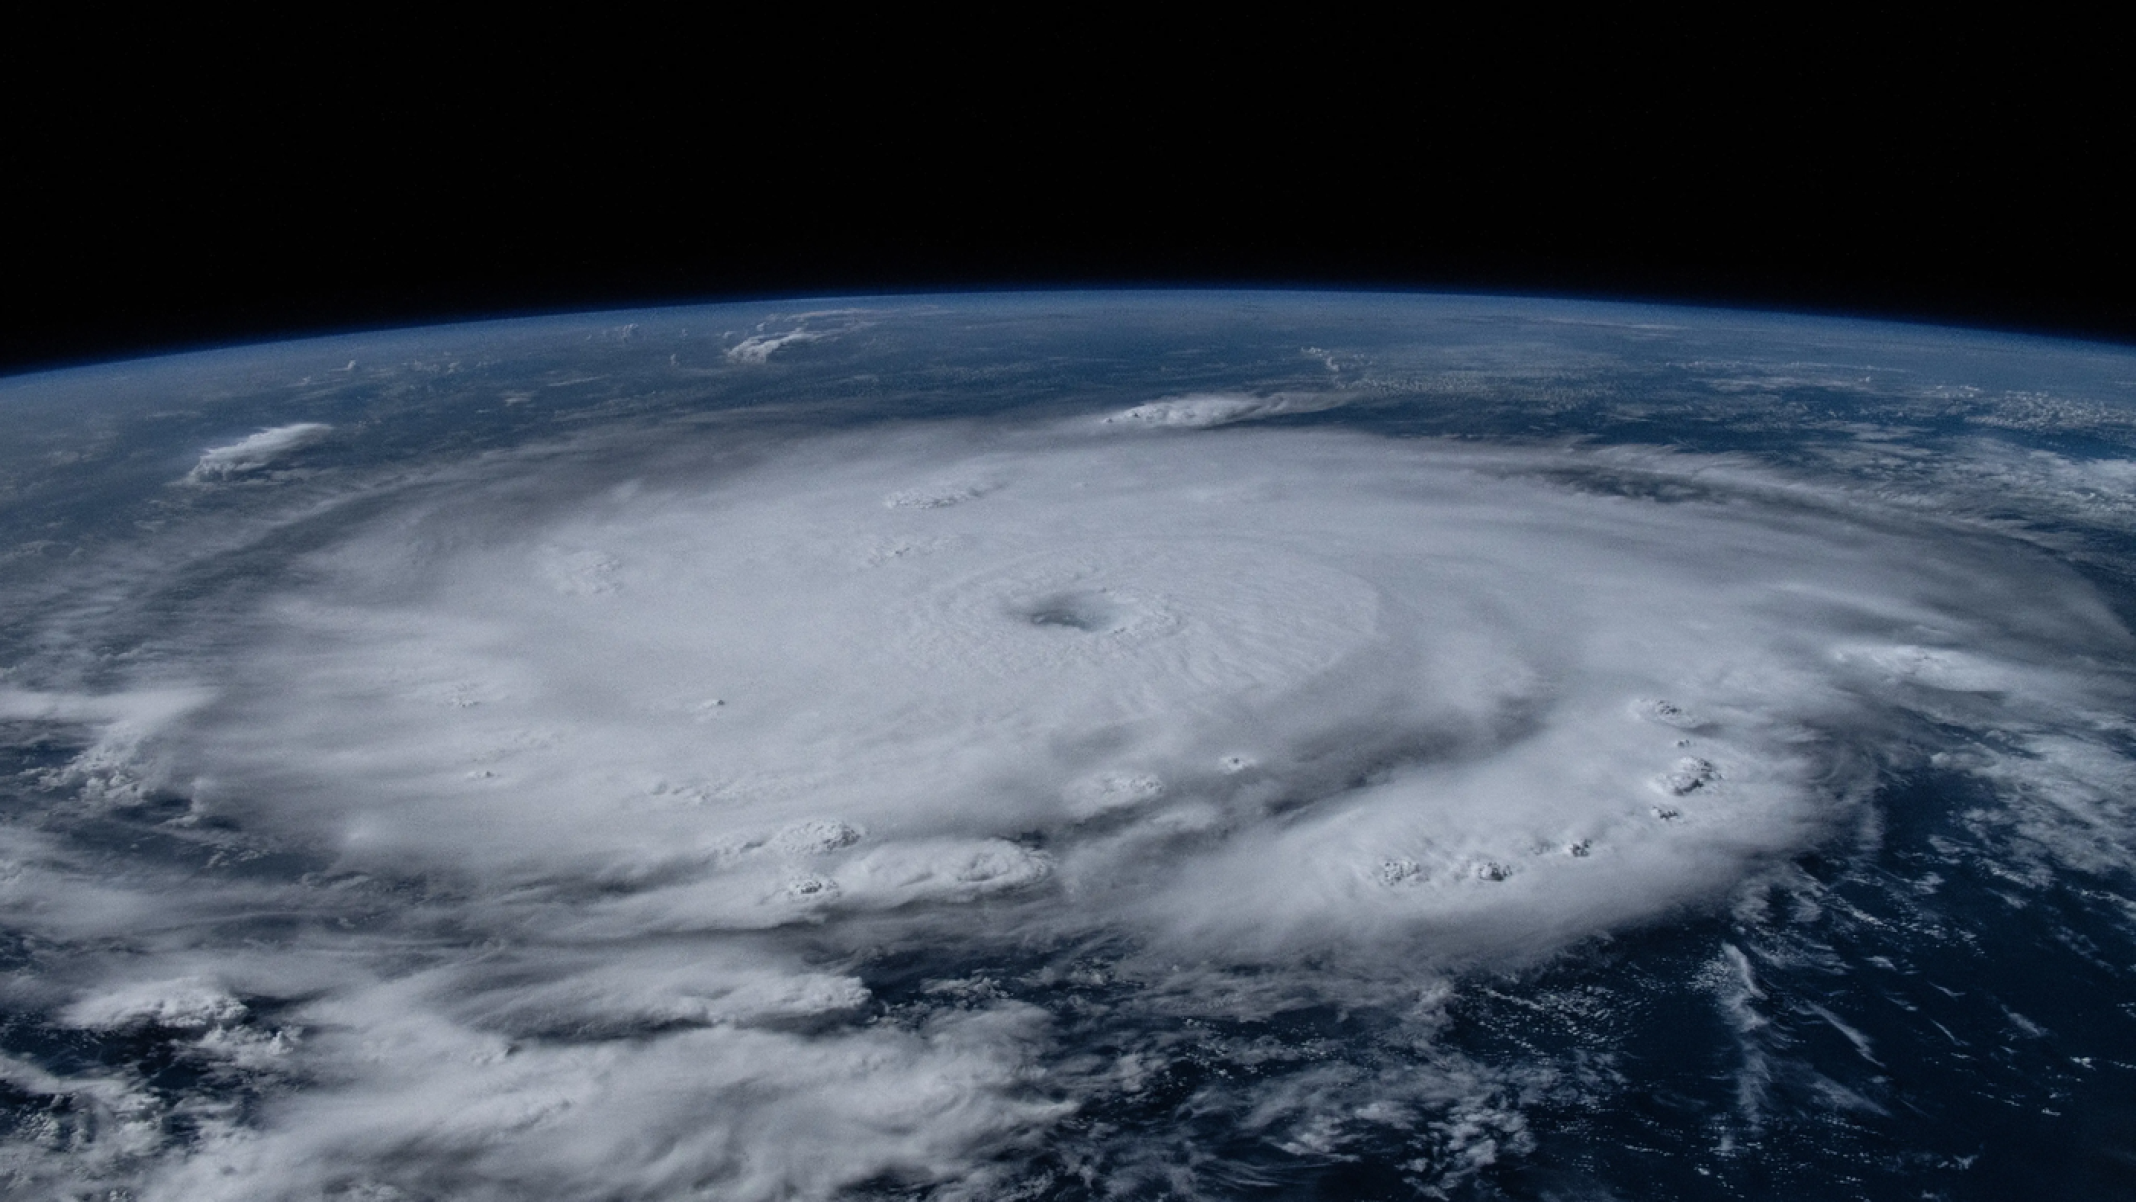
[4, 293, 2134, 1199]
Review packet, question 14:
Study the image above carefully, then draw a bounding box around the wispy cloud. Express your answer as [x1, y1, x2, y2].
[724, 310, 871, 364]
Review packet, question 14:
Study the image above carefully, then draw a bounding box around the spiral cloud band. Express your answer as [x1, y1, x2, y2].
[4, 391, 2131, 1198]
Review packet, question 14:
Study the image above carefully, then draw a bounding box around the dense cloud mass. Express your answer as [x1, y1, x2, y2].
[4, 302, 2135, 1199]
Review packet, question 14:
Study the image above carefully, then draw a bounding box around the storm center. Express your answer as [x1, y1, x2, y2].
[1018, 589, 1119, 632]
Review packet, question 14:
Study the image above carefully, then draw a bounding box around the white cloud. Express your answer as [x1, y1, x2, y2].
[63, 977, 247, 1030]
[182, 423, 332, 483]
[725, 329, 828, 364]
[1099, 391, 1347, 429]
[141, 994, 1066, 1202]
[724, 310, 871, 364]
[0, 685, 212, 805]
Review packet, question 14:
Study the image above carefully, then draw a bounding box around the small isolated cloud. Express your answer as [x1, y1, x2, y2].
[183, 423, 332, 483]
[726, 329, 828, 364]
[1099, 391, 1347, 429]
[725, 311, 870, 364]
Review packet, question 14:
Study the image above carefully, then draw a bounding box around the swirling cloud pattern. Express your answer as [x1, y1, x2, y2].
[3, 298, 2133, 1199]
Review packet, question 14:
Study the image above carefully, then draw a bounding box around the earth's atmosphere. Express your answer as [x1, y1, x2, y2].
[3, 293, 2135, 1200]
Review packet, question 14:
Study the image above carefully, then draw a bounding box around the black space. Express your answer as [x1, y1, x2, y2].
[7, 41, 2129, 375]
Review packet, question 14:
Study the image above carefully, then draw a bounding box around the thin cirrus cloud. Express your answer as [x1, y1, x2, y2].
[2, 406, 2131, 1199]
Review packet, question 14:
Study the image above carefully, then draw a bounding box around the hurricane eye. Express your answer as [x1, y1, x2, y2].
[1019, 591, 1116, 632]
